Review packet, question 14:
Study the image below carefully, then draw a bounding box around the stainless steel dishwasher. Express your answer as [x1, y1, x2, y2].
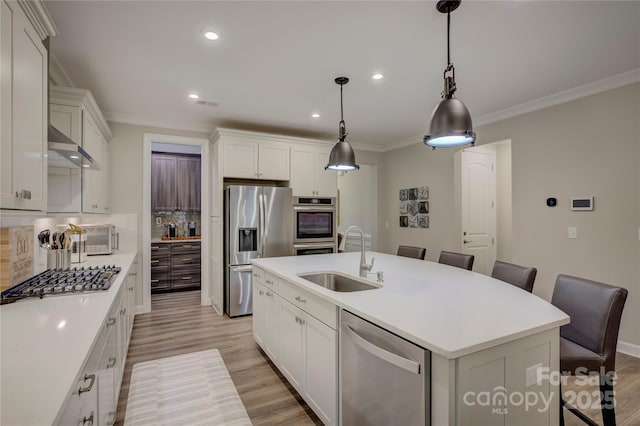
[340, 310, 430, 426]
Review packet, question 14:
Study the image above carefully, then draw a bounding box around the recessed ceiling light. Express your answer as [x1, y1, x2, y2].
[312, 113, 320, 118]
[204, 31, 219, 40]
[372, 73, 384, 80]
[188, 93, 199, 99]
[69, 155, 79, 159]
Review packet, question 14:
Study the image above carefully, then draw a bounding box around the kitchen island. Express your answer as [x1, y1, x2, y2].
[0, 252, 138, 425]
[252, 251, 570, 425]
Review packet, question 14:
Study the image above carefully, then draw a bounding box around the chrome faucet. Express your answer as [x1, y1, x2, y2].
[339, 225, 374, 278]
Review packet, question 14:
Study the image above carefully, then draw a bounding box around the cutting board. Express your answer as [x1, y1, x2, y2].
[0, 226, 34, 291]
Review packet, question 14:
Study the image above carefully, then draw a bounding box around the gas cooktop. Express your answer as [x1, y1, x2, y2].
[1, 265, 121, 305]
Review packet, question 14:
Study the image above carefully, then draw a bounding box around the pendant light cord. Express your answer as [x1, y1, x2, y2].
[339, 81, 347, 142]
[447, 6, 451, 66]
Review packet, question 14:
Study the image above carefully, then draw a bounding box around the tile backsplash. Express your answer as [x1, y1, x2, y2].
[152, 211, 201, 239]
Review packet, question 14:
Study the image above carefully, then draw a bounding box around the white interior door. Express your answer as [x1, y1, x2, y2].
[461, 149, 497, 275]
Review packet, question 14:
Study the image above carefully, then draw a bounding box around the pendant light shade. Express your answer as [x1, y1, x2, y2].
[424, 0, 476, 149]
[326, 77, 359, 171]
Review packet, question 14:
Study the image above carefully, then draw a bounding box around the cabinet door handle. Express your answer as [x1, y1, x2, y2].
[182, 258, 192, 261]
[120, 308, 126, 316]
[81, 411, 94, 426]
[106, 411, 116, 426]
[252, 273, 260, 278]
[78, 374, 96, 394]
[128, 286, 134, 291]
[295, 296, 306, 303]
[265, 279, 273, 285]
[181, 276, 192, 280]
[106, 317, 116, 326]
[107, 357, 116, 368]
[259, 290, 264, 296]
[150, 260, 160, 264]
[151, 279, 160, 283]
[266, 291, 273, 297]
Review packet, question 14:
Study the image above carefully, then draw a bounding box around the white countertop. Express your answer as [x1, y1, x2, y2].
[253, 252, 570, 359]
[0, 252, 137, 426]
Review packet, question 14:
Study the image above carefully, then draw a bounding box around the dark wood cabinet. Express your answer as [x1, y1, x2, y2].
[151, 241, 201, 293]
[151, 153, 201, 211]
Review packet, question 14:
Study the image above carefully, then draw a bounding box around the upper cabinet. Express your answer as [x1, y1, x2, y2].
[290, 145, 337, 197]
[49, 86, 112, 214]
[151, 153, 201, 212]
[0, 0, 52, 211]
[220, 130, 290, 180]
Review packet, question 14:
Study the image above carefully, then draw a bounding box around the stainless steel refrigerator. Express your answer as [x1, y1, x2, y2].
[224, 185, 292, 317]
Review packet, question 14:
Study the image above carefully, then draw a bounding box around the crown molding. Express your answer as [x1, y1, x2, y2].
[18, 0, 57, 39]
[473, 69, 640, 128]
[103, 111, 212, 136]
[381, 135, 422, 152]
[48, 54, 75, 87]
[216, 127, 336, 149]
[50, 86, 112, 140]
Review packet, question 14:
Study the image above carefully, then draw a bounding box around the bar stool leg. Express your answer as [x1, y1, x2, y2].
[600, 374, 616, 426]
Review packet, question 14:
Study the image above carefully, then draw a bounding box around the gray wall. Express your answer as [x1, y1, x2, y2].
[108, 122, 209, 254]
[379, 83, 640, 347]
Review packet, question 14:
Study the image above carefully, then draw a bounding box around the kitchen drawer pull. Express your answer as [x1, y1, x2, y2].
[82, 411, 94, 426]
[128, 286, 134, 291]
[107, 357, 116, 368]
[120, 308, 126, 316]
[265, 279, 273, 285]
[295, 296, 306, 303]
[182, 245, 193, 248]
[266, 291, 274, 297]
[151, 279, 160, 283]
[106, 317, 116, 326]
[151, 246, 159, 250]
[182, 258, 192, 261]
[78, 374, 96, 394]
[252, 273, 260, 278]
[181, 276, 192, 280]
[150, 260, 160, 264]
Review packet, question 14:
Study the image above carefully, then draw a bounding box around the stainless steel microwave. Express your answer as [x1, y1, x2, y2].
[82, 224, 119, 255]
[293, 196, 337, 244]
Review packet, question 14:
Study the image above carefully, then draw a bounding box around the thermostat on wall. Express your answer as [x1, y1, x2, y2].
[571, 196, 594, 211]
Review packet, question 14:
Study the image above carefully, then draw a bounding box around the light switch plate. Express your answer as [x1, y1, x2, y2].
[568, 227, 577, 239]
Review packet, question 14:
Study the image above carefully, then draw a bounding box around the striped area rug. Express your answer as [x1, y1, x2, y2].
[124, 349, 252, 425]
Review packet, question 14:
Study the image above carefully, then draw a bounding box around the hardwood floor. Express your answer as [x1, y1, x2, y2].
[115, 290, 321, 426]
[116, 290, 640, 425]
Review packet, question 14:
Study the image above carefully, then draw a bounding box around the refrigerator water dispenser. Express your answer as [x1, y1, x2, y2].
[238, 228, 257, 252]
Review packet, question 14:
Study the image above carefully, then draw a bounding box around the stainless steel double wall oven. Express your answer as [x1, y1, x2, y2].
[293, 196, 337, 255]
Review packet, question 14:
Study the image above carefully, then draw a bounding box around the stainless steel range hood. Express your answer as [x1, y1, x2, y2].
[48, 125, 100, 170]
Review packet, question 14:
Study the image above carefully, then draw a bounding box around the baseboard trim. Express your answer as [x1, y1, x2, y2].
[617, 340, 640, 358]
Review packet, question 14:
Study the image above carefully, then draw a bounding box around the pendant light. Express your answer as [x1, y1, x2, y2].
[326, 77, 359, 171]
[424, 0, 476, 149]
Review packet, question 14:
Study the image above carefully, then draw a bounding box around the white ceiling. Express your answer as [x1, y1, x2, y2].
[46, 1, 640, 150]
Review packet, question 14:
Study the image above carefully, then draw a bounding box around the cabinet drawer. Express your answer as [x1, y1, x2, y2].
[150, 272, 170, 290]
[150, 256, 170, 272]
[252, 267, 265, 286]
[170, 254, 201, 268]
[171, 270, 201, 288]
[278, 280, 337, 329]
[262, 271, 279, 292]
[171, 242, 201, 254]
[150, 244, 170, 254]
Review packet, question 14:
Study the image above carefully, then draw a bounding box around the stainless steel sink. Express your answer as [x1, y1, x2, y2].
[297, 272, 381, 292]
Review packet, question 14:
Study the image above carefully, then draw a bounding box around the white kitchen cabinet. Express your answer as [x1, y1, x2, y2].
[290, 145, 337, 197]
[50, 86, 112, 214]
[303, 313, 337, 425]
[253, 282, 266, 347]
[222, 136, 290, 180]
[252, 267, 338, 424]
[278, 298, 306, 392]
[0, 0, 48, 211]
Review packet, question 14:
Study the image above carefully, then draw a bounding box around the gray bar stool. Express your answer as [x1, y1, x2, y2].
[491, 260, 537, 293]
[397, 245, 426, 260]
[438, 250, 474, 271]
[552, 274, 628, 426]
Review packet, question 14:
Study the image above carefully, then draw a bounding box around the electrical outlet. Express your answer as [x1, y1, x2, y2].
[156, 217, 162, 225]
[526, 363, 543, 388]
[568, 226, 577, 239]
